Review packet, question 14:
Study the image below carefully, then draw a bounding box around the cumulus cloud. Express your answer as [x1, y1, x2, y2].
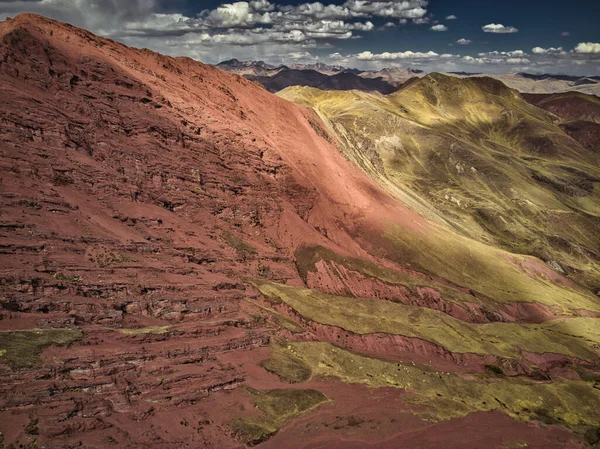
[355, 50, 439, 61]
[347, 0, 427, 19]
[287, 51, 315, 59]
[574, 42, 600, 54]
[531, 46, 564, 54]
[482, 23, 519, 34]
[205, 2, 273, 28]
[445, 15, 456, 20]
[412, 17, 430, 25]
[505, 57, 530, 64]
[313, 42, 600, 75]
[478, 50, 526, 57]
[430, 24, 447, 32]
[3, 0, 600, 74]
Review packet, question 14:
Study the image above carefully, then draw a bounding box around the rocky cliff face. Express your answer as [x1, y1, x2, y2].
[1, 14, 599, 449]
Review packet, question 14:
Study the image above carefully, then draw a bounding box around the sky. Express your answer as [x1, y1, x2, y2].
[1, 0, 599, 75]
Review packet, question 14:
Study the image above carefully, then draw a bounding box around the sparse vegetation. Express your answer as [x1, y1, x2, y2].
[253, 280, 600, 360]
[232, 387, 329, 445]
[260, 343, 312, 382]
[118, 326, 170, 335]
[295, 245, 482, 306]
[222, 230, 257, 255]
[0, 329, 83, 369]
[263, 341, 600, 427]
[52, 272, 82, 283]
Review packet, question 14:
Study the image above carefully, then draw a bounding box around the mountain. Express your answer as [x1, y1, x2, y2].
[216, 58, 285, 76]
[217, 60, 600, 96]
[360, 67, 425, 85]
[247, 67, 397, 94]
[523, 91, 600, 153]
[523, 91, 600, 123]
[246, 67, 330, 92]
[216, 60, 418, 94]
[289, 62, 348, 75]
[1, 14, 600, 449]
[450, 71, 600, 96]
[279, 73, 600, 292]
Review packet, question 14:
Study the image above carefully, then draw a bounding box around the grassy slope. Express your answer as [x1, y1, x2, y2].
[263, 341, 600, 427]
[254, 280, 600, 360]
[279, 74, 600, 291]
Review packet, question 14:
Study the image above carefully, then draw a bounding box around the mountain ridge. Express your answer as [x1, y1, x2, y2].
[217, 59, 600, 96]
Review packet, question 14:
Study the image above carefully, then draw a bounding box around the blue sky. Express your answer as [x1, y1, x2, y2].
[1, 0, 599, 74]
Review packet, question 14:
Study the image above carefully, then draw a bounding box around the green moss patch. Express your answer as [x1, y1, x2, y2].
[222, 230, 257, 255]
[260, 343, 312, 383]
[0, 328, 83, 369]
[118, 326, 170, 335]
[232, 387, 329, 445]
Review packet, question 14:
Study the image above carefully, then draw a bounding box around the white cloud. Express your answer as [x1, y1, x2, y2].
[288, 51, 314, 59]
[561, 31, 570, 37]
[355, 50, 439, 61]
[506, 57, 530, 64]
[3, 0, 600, 74]
[344, 0, 428, 19]
[446, 15, 457, 20]
[206, 2, 274, 27]
[531, 46, 564, 54]
[574, 42, 600, 54]
[430, 24, 447, 32]
[412, 17, 430, 25]
[479, 50, 526, 57]
[482, 23, 519, 34]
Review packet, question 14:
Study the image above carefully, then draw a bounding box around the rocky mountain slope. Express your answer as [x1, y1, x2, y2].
[280, 74, 600, 291]
[450, 72, 600, 96]
[1, 14, 600, 449]
[215, 58, 285, 77]
[217, 60, 400, 94]
[246, 67, 396, 94]
[360, 67, 425, 85]
[218, 60, 600, 96]
[523, 91, 600, 123]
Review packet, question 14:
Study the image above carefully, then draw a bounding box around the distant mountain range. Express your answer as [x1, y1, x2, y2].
[216, 59, 600, 96]
[215, 59, 425, 94]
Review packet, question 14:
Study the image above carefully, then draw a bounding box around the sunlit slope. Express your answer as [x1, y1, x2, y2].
[279, 73, 600, 291]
